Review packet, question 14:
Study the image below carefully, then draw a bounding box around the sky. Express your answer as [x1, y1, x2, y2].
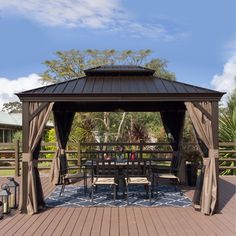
[0, 0, 235, 108]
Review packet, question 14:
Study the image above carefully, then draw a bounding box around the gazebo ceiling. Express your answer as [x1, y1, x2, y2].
[16, 65, 224, 103]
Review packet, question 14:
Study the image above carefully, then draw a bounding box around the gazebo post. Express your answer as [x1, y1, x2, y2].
[21, 101, 30, 212]
[211, 101, 219, 212]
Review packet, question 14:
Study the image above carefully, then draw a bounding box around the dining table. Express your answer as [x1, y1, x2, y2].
[83, 158, 159, 197]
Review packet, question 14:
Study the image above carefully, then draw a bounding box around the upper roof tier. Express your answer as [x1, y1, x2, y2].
[84, 65, 155, 76]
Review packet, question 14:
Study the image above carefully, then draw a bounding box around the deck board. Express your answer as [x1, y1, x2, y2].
[100, 208, 111, 236]
[81, 208, 96, 236]
[133, 208, 148, 236]
[52, 208, 75, 236]
[90, 208, 103, 236]
[110, 208, 119, 236]
[126, 208, 139, 236]
[141, 208, 158, 236]
[119, 208, 129, 236]
[42, 208, 67, 236]
[34, 207, 61, 236]
[0, 176, 235, 236]
[63, 208, 82, 235]
[148, 208, 168, 236]
[71, 208, 89, 236]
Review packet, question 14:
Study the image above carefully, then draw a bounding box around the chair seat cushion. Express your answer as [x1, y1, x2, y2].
[65, 173, 84, 179]
[126, 177, 150, 185]
[157, 173, 179, 180]
[93, 177, 116, 185]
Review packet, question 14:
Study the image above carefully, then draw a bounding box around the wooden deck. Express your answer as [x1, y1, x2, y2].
[0, 176, 235, 236]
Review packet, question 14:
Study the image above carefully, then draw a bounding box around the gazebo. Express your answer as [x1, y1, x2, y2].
[16, 65, 224, 215]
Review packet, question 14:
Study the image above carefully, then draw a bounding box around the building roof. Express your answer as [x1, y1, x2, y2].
[16, 65, 224, 102]
[0, 112, 22, 127]
[0, 111, 53, 128]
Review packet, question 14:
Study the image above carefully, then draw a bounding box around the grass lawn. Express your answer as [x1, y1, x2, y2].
[0, 170, 15, 176]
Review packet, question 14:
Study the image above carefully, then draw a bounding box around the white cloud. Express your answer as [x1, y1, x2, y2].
[211, 52, 236, 106]
[0, 74, 43, 109]
[0, 0, 121, 28]
[0, 0, 180, 39]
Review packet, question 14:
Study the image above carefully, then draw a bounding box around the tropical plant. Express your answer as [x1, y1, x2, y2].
[219, 89, 236, 175]
[70, 113, 96, 144]
[130, 122, 149, 143]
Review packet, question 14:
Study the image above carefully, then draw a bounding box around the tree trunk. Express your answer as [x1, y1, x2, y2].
[104, 112, 110, 143]
[115, 112, 126, 141]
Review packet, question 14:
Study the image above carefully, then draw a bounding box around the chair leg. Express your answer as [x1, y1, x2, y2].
[113, 185, 116, 202]
[151, 174, 155, 197]
[59, 179, 66, 197]
[149, 184, 151, 204]
[59, 182, 65, 196]
[177, 180, 183, 196]
[157, 178, 164, 197]
[127, 185, 129, 205]
[84, 171, 87, 196]
[146, 184, 148, 198]
[91, 185, 94, 203]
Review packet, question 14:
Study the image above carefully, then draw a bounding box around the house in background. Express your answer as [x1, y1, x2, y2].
[0, 112, 22, 143]
[0, 111, 53, 143]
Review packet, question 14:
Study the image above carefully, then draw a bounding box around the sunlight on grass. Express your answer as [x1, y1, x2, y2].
[0, 170, 15, 176]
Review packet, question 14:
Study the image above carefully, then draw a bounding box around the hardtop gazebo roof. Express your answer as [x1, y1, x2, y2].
[17, 65, 223, 103]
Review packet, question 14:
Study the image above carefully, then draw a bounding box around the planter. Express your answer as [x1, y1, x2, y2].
[186, 163, 198, 186]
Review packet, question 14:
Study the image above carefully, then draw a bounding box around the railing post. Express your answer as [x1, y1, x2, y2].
[14, 139, 20, 177]
[139, 140, 143, 159]
[77, 142, 81, 172]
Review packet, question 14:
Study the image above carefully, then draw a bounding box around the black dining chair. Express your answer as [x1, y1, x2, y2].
[125, 159, 152, 205]
[155, 154, 182, 196]
[91, 159, 118, 203]
[59, 155, 87, 196]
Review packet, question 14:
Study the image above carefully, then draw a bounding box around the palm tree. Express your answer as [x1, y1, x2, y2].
[219, 89, 236, 175]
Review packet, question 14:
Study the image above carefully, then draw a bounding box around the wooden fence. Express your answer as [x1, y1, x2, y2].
[0, 141, 235, 176]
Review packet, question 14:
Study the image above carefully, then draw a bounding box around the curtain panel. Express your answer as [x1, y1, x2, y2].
[20, 102, 54, 214]
[185, 102, 218, 215]
[49, 111, 75, 185]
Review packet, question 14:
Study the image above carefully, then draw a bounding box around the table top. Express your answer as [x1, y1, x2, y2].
[84, 159, 159, 167]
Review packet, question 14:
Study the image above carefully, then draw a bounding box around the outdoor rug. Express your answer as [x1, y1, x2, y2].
[45, 185, 192, 208]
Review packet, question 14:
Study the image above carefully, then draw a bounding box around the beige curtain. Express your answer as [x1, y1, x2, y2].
[185, 102, 217, 215]
[49, 148, 61, 185]
[21, 102, 53, 214]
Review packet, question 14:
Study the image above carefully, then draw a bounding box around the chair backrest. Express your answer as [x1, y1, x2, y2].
[126, 159, 149, 178]
[93, 159, 117, 177]
[60, 154, 68, 175]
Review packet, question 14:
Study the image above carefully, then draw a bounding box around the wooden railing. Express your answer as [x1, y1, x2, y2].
[218, 142, 236, 175]
[0, 141, 235, 176]
[0, 141, 173, 176]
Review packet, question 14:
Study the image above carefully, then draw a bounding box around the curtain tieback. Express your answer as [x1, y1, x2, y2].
[208, 149, 218, 159]
[22, 152, 32, 162]
[61, 149, 65, 155]
[203, 149, 218, 165]
[22, 153, 38, 167]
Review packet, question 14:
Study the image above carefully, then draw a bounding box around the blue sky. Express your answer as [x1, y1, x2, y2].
[0, 0, 235, 107]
